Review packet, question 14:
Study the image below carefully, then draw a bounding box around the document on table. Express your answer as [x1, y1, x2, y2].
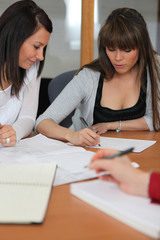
[0, 134, 99, 186]
[0, 134, 140, 186]
[87, 136, 156, 152]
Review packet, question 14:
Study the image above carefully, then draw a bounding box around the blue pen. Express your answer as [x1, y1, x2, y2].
[80, 117, 101, 147]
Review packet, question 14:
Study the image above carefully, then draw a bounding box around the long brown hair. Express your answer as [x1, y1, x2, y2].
[80, 8, 160, 131]
[0, 0, 53, 97]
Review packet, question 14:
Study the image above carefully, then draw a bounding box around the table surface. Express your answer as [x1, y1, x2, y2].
[1, 131, 160, 240]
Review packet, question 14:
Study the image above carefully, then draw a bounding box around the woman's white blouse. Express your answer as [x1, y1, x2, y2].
[0, 63, 41, 141]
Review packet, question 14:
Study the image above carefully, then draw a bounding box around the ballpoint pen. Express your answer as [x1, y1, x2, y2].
[80, 117, 88, 128]
[102, 147, 134, 159]
[80, 117, 101, 147]
[84, 147, 134, 168]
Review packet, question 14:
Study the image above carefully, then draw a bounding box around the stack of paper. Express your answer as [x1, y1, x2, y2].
[0, 134, 155, 186]
[70, 179, 160, 239]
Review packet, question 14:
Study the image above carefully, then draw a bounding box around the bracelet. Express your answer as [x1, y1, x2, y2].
[116, 120, 122, 133]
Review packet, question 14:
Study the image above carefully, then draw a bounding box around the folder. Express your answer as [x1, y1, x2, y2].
[0, 162, 57, 224]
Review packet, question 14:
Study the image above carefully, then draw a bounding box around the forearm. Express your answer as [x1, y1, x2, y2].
[12, 118, 35, 141]
[36, 119, 75, 142]
[109, 117, 149, 131]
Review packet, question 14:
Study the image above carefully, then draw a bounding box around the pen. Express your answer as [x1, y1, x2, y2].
[80, 117, 88, 127]
[84, 147, 134, 168]
[103, 147, 134, 159]
[79, 117, 101, 147]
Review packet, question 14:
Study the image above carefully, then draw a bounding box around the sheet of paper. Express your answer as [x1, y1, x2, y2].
[54, 161, 139, 186]
[87, 136, 156, 152]
[0, 134, 98, 185]
[0, 134, 139, 186]
[0, 134, 87, 163]
[54, 167, 99, 186]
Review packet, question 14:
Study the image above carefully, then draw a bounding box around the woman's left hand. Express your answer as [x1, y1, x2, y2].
[0, 125, 17, 146]
[90, 122, 110, 134]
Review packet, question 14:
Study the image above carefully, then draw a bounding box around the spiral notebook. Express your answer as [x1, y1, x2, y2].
[0, 162, 57, 224]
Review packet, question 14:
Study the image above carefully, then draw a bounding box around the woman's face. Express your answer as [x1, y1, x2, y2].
[19, 27, 50, 69]
[106, 47, 139, 75]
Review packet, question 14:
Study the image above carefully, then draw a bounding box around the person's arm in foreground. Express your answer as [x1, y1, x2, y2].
[89, 149, 160, 201]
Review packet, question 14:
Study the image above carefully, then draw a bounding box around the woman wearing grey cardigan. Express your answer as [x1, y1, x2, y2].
[36, 8, 160, 147]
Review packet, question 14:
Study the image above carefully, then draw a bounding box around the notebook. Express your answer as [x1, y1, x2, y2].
[0, 162, 57, 224]
[70, 179, 160, 239]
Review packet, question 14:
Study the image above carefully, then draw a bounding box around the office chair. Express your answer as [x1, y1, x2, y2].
[48, 69, 77, 127]
[37, 77, 52, 118]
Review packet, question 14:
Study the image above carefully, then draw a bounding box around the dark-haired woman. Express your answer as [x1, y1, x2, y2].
[0, 0, 52, 146]
[36, 8, 160, 147]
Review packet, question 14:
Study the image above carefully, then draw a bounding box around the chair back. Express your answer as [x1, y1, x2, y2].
[48, 70, 77, 127]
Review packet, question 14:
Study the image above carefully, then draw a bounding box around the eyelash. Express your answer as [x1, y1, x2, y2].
[108, 48, 132, 53]
[34, 45, 40, 50]
[124, 49, 131, 53]
[108, 48, 115, 52]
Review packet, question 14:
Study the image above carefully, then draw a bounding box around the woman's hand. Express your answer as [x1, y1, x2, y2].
[66, 128, 100, 147]
[0, 125, 17, 146]
[89, 149, 149, 197]
[90, 122, 110, 134]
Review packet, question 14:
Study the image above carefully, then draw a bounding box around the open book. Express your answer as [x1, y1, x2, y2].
[70, 179, 160, 239]
[0, 162, 57, 224]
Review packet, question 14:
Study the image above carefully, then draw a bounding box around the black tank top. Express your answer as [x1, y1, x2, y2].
[93, 73, 146, 124]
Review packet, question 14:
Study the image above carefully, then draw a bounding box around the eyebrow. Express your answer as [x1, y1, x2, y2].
[34, 40, 49, 48]
[35, 41, 45, 46]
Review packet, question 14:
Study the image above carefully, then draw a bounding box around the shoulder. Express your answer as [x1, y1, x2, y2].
[76, 68, 100, 84]
[24, 61, 40, 85]
[72, 68, 101, 98]
[78, 67, 100, 77]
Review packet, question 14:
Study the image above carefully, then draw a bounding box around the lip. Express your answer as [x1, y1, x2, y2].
[114, 64, 125, 69]
[29, 60, 35, 65]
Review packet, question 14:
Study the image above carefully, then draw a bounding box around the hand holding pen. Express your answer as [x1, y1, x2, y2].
[80, 117, 101, 147]
[87, 147, 150, 198]
[85, 147, 134, 168]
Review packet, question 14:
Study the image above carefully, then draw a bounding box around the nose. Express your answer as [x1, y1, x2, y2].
[115, 50, 123, 60]
[36, 49, 44, 61]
